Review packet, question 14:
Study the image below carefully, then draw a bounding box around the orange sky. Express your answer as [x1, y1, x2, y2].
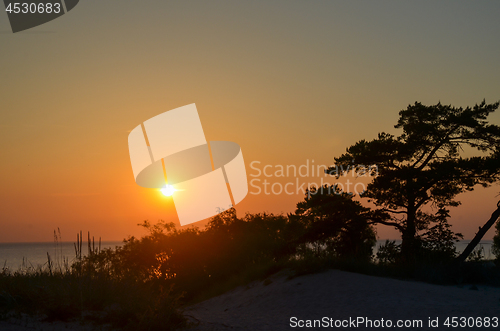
[1, 1, 500, 242]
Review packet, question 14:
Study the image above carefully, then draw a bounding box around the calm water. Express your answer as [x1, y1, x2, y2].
[0, 241, 123, 271]
[0, 240, 494, 271]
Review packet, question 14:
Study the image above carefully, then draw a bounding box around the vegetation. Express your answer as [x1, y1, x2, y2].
[330, 101, 500, 262]
[2, 191, 498, 329]
[1, 100, 500, 329]
[291, 185, 377, 262]
[0, 191, 377, 330]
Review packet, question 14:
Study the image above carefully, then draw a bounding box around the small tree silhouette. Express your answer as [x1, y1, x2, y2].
[291, 185, 377, 261]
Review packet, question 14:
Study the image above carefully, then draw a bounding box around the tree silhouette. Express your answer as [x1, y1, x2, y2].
[291, 185, 377, 261]
[330, 101, 500, 261]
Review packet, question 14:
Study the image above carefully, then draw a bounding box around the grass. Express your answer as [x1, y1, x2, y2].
[0, 243, 186, 331]
[0, 252, 286, 330]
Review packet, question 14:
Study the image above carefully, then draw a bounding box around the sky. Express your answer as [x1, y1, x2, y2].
[1, 1, 500, 242]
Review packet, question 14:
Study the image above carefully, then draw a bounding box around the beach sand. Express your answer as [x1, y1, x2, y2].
[183, 269, 500, 331]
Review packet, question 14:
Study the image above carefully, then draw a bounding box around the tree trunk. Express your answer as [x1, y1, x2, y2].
[456, 201, 500, 263]
[401, 205, 417, 263]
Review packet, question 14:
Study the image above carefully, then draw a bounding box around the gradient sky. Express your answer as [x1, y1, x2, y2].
[1, 1, 500, 242]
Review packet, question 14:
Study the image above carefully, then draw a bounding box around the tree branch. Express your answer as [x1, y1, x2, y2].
[456, 200, 500, 262]
[381, 208, 408, 215]
[416, 125, 460, 170]
[368, 219, 404, 231]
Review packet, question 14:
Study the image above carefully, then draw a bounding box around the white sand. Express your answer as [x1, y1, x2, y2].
[183, 269, 500, 331]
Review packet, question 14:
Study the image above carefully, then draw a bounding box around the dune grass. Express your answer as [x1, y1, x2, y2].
[0, 241, 186, 330]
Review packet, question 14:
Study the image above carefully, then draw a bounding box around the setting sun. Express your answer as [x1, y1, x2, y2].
[161, 185, 176, 197]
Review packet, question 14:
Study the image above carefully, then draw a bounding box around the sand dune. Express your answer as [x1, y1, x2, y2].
[183, 269, 500, 331]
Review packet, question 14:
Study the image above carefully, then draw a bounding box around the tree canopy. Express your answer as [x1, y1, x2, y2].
[330, 101, 500, 261]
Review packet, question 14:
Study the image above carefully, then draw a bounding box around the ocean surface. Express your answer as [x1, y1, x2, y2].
[0, 240, 495, 271]
[0, 241, 123, 271]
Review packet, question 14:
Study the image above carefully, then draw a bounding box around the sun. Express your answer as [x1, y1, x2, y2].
[161, 185, 176, 197]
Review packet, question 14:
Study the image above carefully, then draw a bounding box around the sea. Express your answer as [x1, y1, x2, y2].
[0, 240, 495, 271]
[0, 241, 124, 271]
